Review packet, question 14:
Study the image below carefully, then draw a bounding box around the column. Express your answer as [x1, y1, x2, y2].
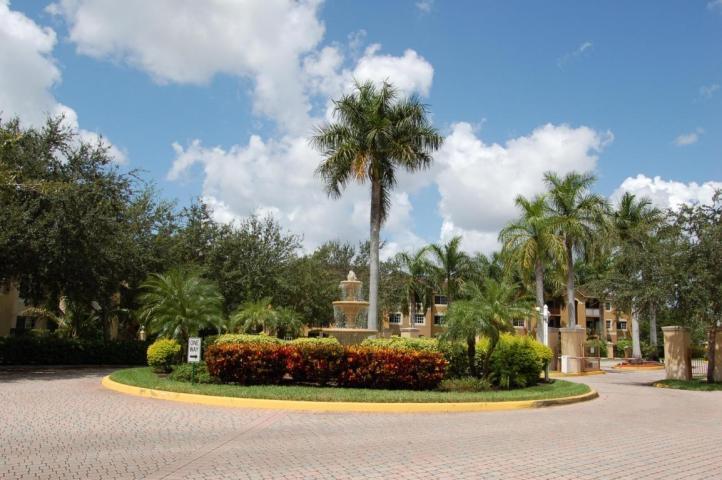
[662, 326, 692, 381]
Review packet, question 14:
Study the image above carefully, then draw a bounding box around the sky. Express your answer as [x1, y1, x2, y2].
[2, 0, 721, 257]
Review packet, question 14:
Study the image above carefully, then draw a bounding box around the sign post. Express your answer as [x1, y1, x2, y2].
[187, 337, 201, 384]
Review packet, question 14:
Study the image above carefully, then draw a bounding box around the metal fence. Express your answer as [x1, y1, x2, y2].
[691, 358, 708, 377]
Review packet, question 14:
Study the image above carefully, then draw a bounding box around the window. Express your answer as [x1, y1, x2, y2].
[414, 313, 425, 325]
[389, 313, 401, 324]
[512, 319, 526, 328]
[618, 321, 627, 330]
[433, 314, 445, 326]
[606, 320, 612, 330]
[605, 302, 612, 311]
[434, 295, 448, 305]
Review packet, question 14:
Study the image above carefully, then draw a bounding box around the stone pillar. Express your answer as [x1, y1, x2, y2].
[662, 326, 692, 381]
[607, 342, 615, 359]
[560, 327, 586, 374]
[713, 328, 722, 383]
[547, 327, 560, 371]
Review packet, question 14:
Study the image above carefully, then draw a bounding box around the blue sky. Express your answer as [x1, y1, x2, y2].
[2, 0, 721, 254]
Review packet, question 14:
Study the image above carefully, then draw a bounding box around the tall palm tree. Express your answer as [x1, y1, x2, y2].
[611, 192, 662, 357]
[312, 81, 443, 331]
[429, 235, 471, 307]
[442, 279, 531, 378]
[138, 269, 223, 344]
[499, 194, 564, 341]
[396, 247, 434, 327]
[544, 171, 608, 328]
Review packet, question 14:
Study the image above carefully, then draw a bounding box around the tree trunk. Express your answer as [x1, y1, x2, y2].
[368, 178, 381, 332]
[467, 336, 477, 377]
[534, 258, 545, 342]
[707, 327, 717, 384]
[631, 306, 642, 359]
[565, 240, 576, 328]
[649, 303, 658, 347]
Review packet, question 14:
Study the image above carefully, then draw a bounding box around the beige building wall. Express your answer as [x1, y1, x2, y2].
[0, 284, 24, 336]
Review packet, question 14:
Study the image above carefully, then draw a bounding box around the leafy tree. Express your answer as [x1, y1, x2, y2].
[312, 81, 443, 331]
[138, 269, 224, 344]
[499, 194, 564, 341]
[228, 299, 302, 339]
[442, 279, 531, 378]
[544, 171, 608, 328]
[396, 247, 434, 323]
[429, 235, 472, 306]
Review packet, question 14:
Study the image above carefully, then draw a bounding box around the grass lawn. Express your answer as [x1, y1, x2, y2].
[654, 378, 722, 391]
[110, 367, 590, 403]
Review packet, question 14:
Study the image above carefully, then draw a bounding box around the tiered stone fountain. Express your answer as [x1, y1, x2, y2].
[320, 271, 377, 345]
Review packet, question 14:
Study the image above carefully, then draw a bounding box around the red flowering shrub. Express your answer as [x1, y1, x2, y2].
[337, 346, 447, 390]
[286, 338, 344, 386]
[205, 342, 289, 385]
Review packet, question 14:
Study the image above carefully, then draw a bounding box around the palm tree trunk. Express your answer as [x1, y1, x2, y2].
[368, 178, 381, 332]
[534, 258, 545, 342]
[649, 303, 658, 347]
[565, 240, 576, 328]
[467, 336, 477, 377]
[631, 306, 642, 359]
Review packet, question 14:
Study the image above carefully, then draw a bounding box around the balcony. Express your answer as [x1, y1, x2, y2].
[585, 308, 600, 318]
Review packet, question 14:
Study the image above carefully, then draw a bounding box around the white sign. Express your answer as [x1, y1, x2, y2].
[187, 337, 202, 363]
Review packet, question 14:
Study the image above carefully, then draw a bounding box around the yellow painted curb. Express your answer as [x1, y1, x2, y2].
[101, 376, 598, 413]
[549, 370, 605, 378]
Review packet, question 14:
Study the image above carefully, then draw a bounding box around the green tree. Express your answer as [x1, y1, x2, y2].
[499, 194, 564, 341]
[138, 269, 224, 344]
[396, 247, 434, 324]
[312, 81, 443, 331]
[442, 279, 531, 378]
[544, 171, 608, 328]
[429, 235, 471, 307]
[228, 299, 302, 339]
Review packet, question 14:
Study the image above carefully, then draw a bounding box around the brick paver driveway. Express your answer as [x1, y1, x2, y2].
[1, 368, 721, 480]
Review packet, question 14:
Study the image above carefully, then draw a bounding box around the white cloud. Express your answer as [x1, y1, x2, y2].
[674, 128, 704, 146]
[0, 0, 125, 163]
[708, 0, 722, 11]
[699, 83, 719, 99]
[352, 45, 434, 97]
[612, 175, 722, 211]
[434, 122, 612, 254]
[416, 0, 434, 14]
[49, 0, 326, 135]
[557, 41, 593, 68]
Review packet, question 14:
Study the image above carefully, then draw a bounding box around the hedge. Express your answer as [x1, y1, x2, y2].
[286, 338, 344, 386]
[213, 333, 283, 346]
[337, 346, 447, 390]
[205, 342, 290, 384]
[0, 335, 149, 365]
[147, 339, 181, 373]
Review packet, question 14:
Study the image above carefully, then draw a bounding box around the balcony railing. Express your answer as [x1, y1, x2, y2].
[585, 308, 600, 317]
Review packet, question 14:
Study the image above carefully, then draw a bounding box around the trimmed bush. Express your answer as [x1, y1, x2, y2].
[169, 362, 215, 384]
[205, 342, 289, 385]
[337, 346, 447, 390]
[0, 335, 148, 365]
[361, 336, 438, 352]
[147, 339, 181, 373]
[438, 341, 471, 378]
[488, 335, 544, 389]
[585, 338, 608, 357]
[286, 338, 344, 385]
[438, 376, 492, 392]
[213, 333, 283, 346]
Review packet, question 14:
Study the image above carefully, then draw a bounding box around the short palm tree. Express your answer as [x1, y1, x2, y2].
[499, 194, 564, 341]
[138, 269, 223, 343]
[396, 247, 434, 325]
[544, 171, 608, 327]
[429, 235, 471, 307]
[228, 299, 303, 339]
[442, 279, 531, 378]
[312, 80, 443, 331]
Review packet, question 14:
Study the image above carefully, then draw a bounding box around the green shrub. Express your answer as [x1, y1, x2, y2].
[286, 338, 344, 385]
[487, 335, 544, 389]
[438, 377, 491, 392]
[0, 335, 148, 365]
[438, 341, 470, 378]
[147, 339, 181, 373]
[616, 338, 632, 357]
[213, 333, 283, 346]
[169, 362, 215, 384]
[689, 343, 707, 360]
[205, 342, 290, 385]
[361, 336, 438, 352]
[337, 346, 447, 390]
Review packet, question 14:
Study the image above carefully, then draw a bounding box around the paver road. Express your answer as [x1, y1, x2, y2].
[1, 367, 721, 480]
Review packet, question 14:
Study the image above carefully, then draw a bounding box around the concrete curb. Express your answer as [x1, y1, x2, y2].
[549, 370, 605, 378]
[101, 376, 598, 413]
